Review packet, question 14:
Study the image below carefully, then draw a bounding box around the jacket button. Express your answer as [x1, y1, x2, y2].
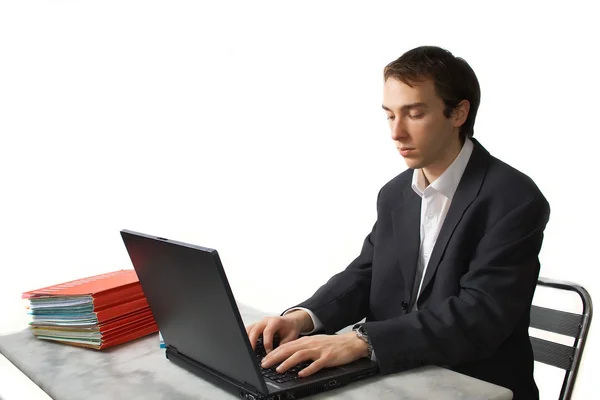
[401, 301, 408, 310]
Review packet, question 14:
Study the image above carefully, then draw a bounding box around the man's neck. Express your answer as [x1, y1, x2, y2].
[422, 137, 464, 185]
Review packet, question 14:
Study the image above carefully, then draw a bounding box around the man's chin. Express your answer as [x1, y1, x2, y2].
[402, 157, 423, 170]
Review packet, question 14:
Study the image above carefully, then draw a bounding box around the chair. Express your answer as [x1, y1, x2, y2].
[529, 277, 593, 400]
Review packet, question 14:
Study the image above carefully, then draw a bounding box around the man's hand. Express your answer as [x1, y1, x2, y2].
[246, 310, 313, 354]
[260, 332, 369, 377]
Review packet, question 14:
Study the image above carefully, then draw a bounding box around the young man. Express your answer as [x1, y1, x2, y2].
[246, 45, 550, 399]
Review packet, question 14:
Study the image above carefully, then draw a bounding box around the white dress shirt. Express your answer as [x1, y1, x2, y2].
[284, 137, 475, 357]
[409, 137, 474, 310]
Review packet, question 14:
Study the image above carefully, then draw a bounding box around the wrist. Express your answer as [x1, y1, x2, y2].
[352, 325, 373, 359]
[345, 331, 370, 358]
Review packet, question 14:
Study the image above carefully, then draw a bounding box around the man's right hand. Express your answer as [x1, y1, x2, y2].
[246, 310, 314, 354]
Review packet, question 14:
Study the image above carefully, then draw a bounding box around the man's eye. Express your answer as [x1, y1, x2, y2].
[386, 115, 395, 120]
[409, 113, 424, 119]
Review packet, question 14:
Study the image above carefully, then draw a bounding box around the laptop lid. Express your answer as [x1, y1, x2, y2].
[120, 229, 269, 395]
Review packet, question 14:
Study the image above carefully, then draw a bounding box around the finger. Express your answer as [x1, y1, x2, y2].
[248, 321, 267, 350]
[262, 336, 307, 366]
[260, 348, 280, 368]
[263, 323, 279, 353]
[262, 344, 296, 369]
[298, 357, 327, 377]
[275, 349, 314, 374]
[245, 324, 255, 336]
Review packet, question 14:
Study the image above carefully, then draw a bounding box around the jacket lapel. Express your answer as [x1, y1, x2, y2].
[392, 185, 421, 297]
[416, 140, 490, 303]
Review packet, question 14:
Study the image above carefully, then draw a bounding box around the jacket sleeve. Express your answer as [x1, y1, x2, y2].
[361, 196, 550, 374]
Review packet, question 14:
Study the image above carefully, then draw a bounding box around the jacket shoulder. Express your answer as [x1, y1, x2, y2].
[485, 156, 548, 205]
[378, 168, 413, 200]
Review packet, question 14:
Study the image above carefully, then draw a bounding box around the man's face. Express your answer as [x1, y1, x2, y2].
[382, 78, 462, 172]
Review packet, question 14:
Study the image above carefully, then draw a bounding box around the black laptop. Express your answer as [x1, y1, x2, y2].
[120, 229, 379, 400]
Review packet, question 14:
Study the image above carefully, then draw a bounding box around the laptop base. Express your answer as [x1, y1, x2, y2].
[167, 344, 378, 400]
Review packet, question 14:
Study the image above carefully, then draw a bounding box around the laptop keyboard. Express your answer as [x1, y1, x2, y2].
[254, 337, 312, 383]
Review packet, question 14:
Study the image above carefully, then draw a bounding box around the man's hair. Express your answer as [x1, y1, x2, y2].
[384, 46, 481, 139]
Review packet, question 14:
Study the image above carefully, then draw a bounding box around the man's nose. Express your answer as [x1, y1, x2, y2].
[391, 119, 407, 141]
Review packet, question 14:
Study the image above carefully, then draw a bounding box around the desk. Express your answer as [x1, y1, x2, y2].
[0, 303, 512, 400]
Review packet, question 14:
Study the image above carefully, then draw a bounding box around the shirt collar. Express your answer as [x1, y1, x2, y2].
[411, 137, 474, 199]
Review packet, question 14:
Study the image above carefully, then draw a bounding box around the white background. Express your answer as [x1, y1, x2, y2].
[1, 1, 598, 399]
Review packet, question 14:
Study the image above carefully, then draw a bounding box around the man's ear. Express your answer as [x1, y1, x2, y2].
[452, 100, 470, 128]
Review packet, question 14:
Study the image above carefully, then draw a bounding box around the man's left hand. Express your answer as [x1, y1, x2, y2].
[260, 332, 369, 377]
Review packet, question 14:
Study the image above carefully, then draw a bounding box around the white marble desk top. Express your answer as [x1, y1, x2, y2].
[0, 303, 512, 400]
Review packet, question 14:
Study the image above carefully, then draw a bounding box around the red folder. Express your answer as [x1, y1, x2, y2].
[22, 269, 159, 349]
[23, 269, 141, 300]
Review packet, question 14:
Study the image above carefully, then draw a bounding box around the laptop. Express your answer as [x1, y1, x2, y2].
[120, 229, 379, 400]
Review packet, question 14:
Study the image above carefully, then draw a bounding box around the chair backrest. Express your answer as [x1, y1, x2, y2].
[530, 277, 593, 400]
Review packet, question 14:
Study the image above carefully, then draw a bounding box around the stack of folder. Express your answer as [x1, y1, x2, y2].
[22, 269, 158, 350]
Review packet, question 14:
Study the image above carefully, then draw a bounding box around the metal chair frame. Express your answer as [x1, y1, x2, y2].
[530, 277, 593, 400]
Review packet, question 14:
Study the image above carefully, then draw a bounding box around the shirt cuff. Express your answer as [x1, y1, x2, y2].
[370, 349, 377, 362]
[282, 307, 323, 335]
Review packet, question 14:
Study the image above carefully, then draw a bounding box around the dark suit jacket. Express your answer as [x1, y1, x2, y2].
[295, 139, 550, 400]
